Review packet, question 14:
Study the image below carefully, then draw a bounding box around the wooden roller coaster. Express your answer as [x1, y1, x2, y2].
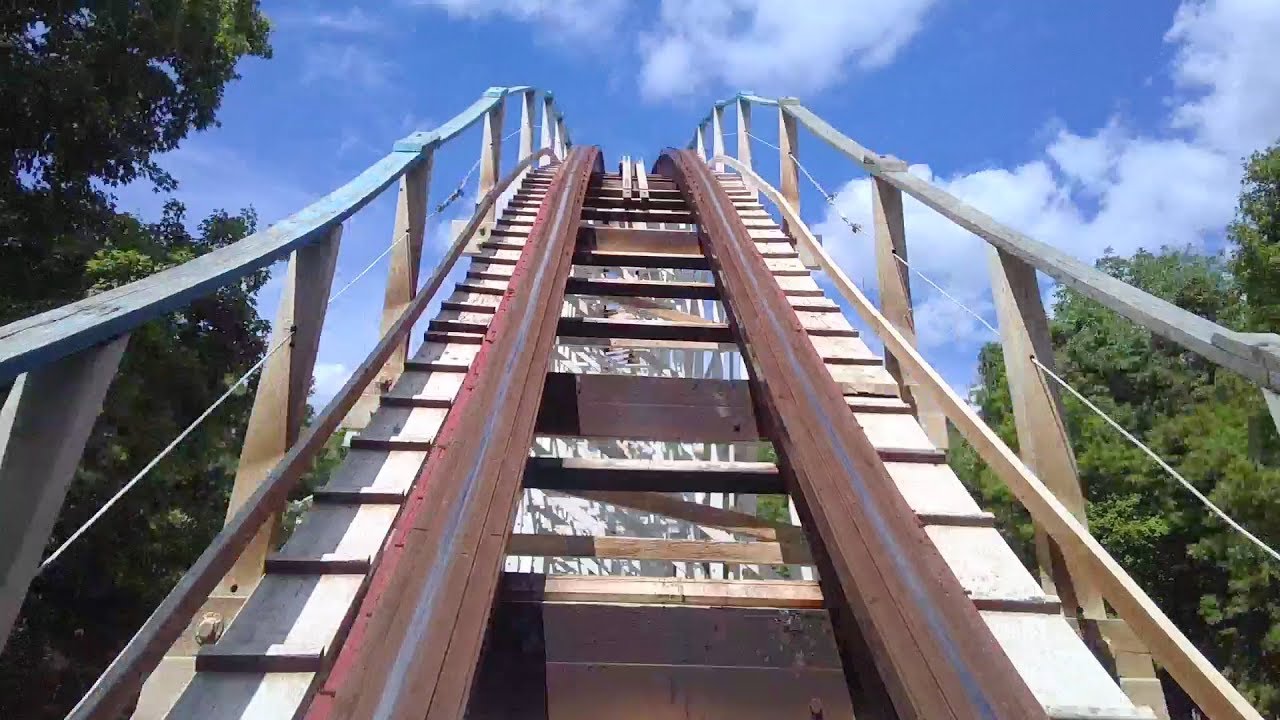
[2, 87, 1278, 719]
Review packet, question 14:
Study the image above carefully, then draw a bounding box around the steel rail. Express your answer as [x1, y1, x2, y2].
[312, 146, 600, 720]
[661, 147, 1047, 719]
[65, 147, 558, 720]
[0, 86, 566, 382]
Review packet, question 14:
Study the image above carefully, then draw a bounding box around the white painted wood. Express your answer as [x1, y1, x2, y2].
[270, 503, 399, 569]
[316, 449, 427, 501]
[721, 154, 1257, 720]
[711, 105, 726, 172]
[167, 671, 316, 719]
[695, 124, 708, 162]
[983, 612, 1154, 719]
[884, 462, 987, 519]
[0, 335, 127, 651]
[197, 574, 364, 670]
[925, 526, 1049, 606]
[854, 412, 936, 452]
[539, 95, 554, 167]
[478, 103, 505, 225]
[384, 370, 467, 407]
[518, 89, 535, 161]
[356, 405, 448, 449]
[736, 97, 754, 199]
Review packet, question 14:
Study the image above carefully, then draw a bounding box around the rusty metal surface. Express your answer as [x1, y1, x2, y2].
[308, 146, 600, 720]
[659, 148, 1047, 720]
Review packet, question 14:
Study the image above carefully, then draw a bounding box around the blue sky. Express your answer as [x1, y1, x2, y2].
[114, 0, 1280, 401]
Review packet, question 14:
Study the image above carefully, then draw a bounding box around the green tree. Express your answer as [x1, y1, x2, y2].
[950, 243, 1280, 713]
[1230, 147, 1280, 331]
[0, 3, 273, 717]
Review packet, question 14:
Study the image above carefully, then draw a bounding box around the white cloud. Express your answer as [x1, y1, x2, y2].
[637, 0, 938, 100]
[403, 0, 628, 39]
[302, 43, 395, 90]
[279, 6, 386, 34]
[312, 362, 352, 405]
[815, 0, 1278, 366]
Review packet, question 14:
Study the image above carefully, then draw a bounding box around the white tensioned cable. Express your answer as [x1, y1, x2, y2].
[39, 159, 483, 572]
[743, 127, 1280, 560]
[745, 131, 861, 235]
[887, 251, 1280, 563]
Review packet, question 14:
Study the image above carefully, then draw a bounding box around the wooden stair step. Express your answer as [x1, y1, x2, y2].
[523, 457, 785, 494]
[558, 316, 734, 344]
[442, 290, 502, 313]
[506, 534, 811, 565]
[565, 277, 719, 300]
[195, 573, 364, 672]
[381, 369, 467, 408]
[266, 503, 399, 574]
[314, 448, 426, 503]
[573, 250, 709, 271]
[501, 573, 824, 609]
[168, 671, 316, 718]
[350, 405, 447, 450]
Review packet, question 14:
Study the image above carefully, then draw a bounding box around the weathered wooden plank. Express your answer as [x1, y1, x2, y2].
[781, 99, 1280, 395]
[267, 503, 399, 573]
[576, 225, 700, 255]
[500, 573, 823, 608]
[558, 316, 734, 343]
[0, 336, 128, 650]
[350, 405, 448, 450]
[523, 457, 785, 494]
[167, 671, 317, 720]
[314, 449, 428, 503]
[0, 91, 511, 382]
[507, 534, 809, 564]
[721, 153, 1243, 719]
[196, 574, 365, 672]
[560, 490, 801, 542]
[536, 372, 758, 442]
[381, 370, 467, 408]
[573, 250, 708, 270]
[564, 277, 718, 300]
[67, 143, 557, 720]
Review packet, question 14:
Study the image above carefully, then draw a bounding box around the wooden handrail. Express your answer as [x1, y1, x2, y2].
[716, 153, 1263, 720]
[693, 94, 1280, 395]
[66, 147, 557, 720]
[0, 86, 570, 383]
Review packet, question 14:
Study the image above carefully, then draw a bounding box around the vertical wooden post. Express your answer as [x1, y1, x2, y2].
[988, 247, 1168, 715]
[736, 97, 755, 199]
[872, 178, 948, 449]
[478, 102, 505, 225]
[779, 107, 810, 263]
[134, 228, 342, 718]
[0, 335, 128, 651]
[711, 105, 726, 172]
[348, 157, 433, 428]
[555, 117, 567, 157]
[695, 123, 708, 163]
[539, 95, 555, 167]
[220, 227, 343, 596]
[517, 90, 535, 162]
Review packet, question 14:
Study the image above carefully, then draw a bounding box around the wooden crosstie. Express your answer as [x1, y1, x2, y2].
[0, 87, 1274, 720]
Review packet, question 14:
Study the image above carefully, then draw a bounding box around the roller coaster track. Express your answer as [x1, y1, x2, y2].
[1, 87, 1276, 720]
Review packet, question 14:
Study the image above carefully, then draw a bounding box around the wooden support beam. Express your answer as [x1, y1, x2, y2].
[695, 123, 708, 163]
[478, 102, 505, 224]
[0, 335, 127, 651]
[500, 572, 824, 609]
[350, 158, 432, 429]
[539, 95, 554, 167]
[507, 534, 809, 565]
[711, 105, 726, 172]
[663, 149, 1047, 719]
[561, 490, 802, 542]
[720, 153, 1261, 720]
[535, 372, 759, 443]
[872, 177, 949, 449]
[577, 226, 700, 255]
[635, 159, 650, 200]
[564, 277, 718, 300]
[558, 316, 733, 343]
[555, 117, 567, 158]
[517, 89, 535, 162]
[523, 457, 785, 494]
[222, 228, 343, 595]
[572, 249, 708, 270]
[736, 97, 755, 199]
[779, 106, 814, 268]
[621, 154, 633, 200]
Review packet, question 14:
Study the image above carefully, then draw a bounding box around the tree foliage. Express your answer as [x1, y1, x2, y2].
[950, 145, 1280, 715]
[0, 3, 273, 718]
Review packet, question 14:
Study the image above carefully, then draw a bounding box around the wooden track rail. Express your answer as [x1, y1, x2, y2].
[0, 84, 1269, 720]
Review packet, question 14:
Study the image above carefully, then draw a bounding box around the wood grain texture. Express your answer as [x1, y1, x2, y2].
[507, 534, 809, 565]
[0, 336, 127, 651]
[719, 152, 1257, 720]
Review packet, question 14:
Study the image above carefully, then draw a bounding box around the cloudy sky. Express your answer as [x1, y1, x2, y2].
[114, 0, 1280, 402]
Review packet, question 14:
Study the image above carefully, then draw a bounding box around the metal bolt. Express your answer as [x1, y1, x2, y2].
[194, 612, 224, 645]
